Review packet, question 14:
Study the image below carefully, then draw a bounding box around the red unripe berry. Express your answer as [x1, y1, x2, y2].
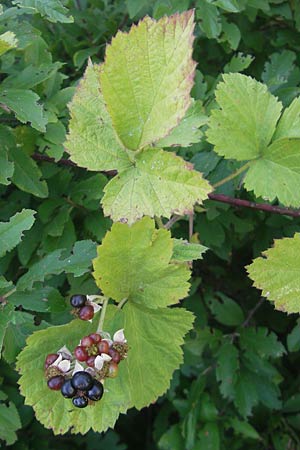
[79, 305, 94, 321]
[97, 340, 109, 354]
[74, 346, 88, 362]
[81, 336, 94, 347]
[86, 356, 96, 367]
[108, 362, 119, 378]
[89, 333, 101, 343]
[47, 375, 64, 390]
[108, 348, 121, 363]
[44, 353, 58, 369]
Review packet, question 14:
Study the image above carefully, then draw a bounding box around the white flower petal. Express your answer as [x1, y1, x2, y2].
[94, 355, 104, 371]
[101, 353, 112, 362]
[58, 360, 71, 373]
[90, 301, 101, 313]
[51, 354, 62, 367]
[113, 328, 127, 343]
[73, 360, 84, 374]
[87, 295, 101, 302]
[101, 332, 112, 340]
[57, 345, 72, 360]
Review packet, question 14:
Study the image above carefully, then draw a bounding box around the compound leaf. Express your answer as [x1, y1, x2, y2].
[93, 217, 191, 308]
[206, 73, 282, 160]
[65, 63, 130, 172]
[100, 11, 196, 150]
[102, 148, 211, 224]
[247, 233, 300, 314]
[0, 209, 35, 258]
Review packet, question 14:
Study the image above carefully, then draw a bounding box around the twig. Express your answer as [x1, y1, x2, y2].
[242, 298, 265, 327]
[97, 297, 108, 333]
[164, 215, 183, 229]
[189, 213, 194, 240]
[208, 193, 300, 218]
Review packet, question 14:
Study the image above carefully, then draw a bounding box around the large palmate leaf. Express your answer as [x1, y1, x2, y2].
[93, 217, 191, 308]
[0, 209, 35, 258]
[207, 74, 300, 207]
[100, 10, 196, 150]
[0, 31, 17, 56]
[65, 63, 130, 172]
[207, 73, 282, 161]
[17, 303, 193, 434]
[102, 148, 211, 224]
[247, 233, 300, 314]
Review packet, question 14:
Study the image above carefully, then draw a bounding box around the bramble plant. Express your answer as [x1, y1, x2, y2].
[1, 1, 300, 449]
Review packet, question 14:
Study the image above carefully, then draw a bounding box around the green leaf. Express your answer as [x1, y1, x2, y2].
[204, 292, 245, 326]
[126, 0, 148, 18]
[234, 370, 259, 417]
[156, 100, 207, 148]
[102, 148, 211, 224]
[195, 423, 220, 450]
[0, 304, 14, 354]
[216, 342, 239, 399]
[10, 146, 48, 198]
[0, 209, 35, 258]
[287, 319, 300, 352]
[228, 418, 260, 440]
[0, 401, 22, 445]
[273, 97, 300, 139]
[243, 138, 300, 207]
[197, 1, 222, 39]
[65, 63, 130, 172]
[17, 240, 97, 291]
[93, 217, 191, 308]
[247, 233, 300, 314]
[100, 11, 196, 150]
[0, 89, 47, 132]
[1, 62, 63, 90]
[12, 0, 73, 23]
[221, 20, 241, 50]
[158, 424, 185, 450]
[239, 327, 285, 358]
[123, 302, 194, 408]
[17, 303, 193, 434]
[224, 53, 254, 73]
[207, 73, 282, 160]
[212, 0, 245, 13]
[262, 50, 296, 92]
[172, 239, 207, 261]
[0, 31, 17, 56]
[0, 148, 14, 185]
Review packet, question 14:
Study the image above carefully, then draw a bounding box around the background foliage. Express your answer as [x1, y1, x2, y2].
[1, 0, 300, 449]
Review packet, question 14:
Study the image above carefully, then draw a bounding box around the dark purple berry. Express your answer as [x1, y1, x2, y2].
[87, 380, 104, 401]
[81, 336, 94, 347]
[108, 362, 119, 378]
[70, 294, 87, 308]
[74, 346, 88, 362]
[97, 340, 109, 354]
[89, 333, 101, 343]
[71, 371, 93, 391]
[72, 396, 88, 408]
[61, 379, 76, 398]
[108, 348, 121, 363]
[47, 375, 64, 390]
[79, 305, 94, 321]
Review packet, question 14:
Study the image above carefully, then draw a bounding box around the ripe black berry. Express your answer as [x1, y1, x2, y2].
[70, 294, 87, 308]
[72, 396, 88, 408]
[87, 380, 104, 401]
[61, 379, 76, 398]
[47, 375, 65, 390]
[79, 305, 94, 321]
[71, 371, 93, 391]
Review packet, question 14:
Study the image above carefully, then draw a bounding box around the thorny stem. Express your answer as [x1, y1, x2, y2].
[242, 297, 265, 327]
[97, 297, 108, 333]
[212, 162, 251, 188]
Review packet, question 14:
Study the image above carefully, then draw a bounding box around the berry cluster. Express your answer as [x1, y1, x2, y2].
[70, 294, 96, 321]
[44, 329, 128, 409]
